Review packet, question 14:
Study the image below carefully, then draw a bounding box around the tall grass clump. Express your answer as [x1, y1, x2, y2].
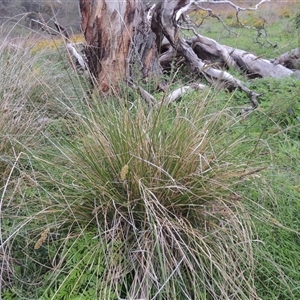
[0, 42, 49, 293]
[30, 89, 272, 299]
[0, 45, 38, 181]
[0, 36, 81, 175]
[0, 35, 88, 297]
[0, 32, 86, 186]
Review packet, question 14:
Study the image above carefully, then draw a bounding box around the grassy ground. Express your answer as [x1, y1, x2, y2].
[1, 4, 300, 300]
[190, 2, 299, 57]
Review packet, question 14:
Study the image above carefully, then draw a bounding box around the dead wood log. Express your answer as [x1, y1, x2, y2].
[223, 45, 295, 78]
[189, 35, 237, 70]
[158, 0, 261, 108]
[273, 48, 300, 70]
[159, 36, 298, 80]
[163, 83, 207, 105]
[189, 35, 295, 78]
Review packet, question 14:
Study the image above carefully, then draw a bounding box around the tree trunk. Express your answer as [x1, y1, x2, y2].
[79, 0, 160, 93]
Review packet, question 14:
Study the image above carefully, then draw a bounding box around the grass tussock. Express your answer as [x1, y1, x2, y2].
[0, 38, 86, 296]
[36, 93, 268, 299]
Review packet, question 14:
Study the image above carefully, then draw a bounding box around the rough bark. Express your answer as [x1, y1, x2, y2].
[79, 0, 160, 93]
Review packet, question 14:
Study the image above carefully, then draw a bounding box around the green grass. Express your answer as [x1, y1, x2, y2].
[191, 5, 299, 58]
[247, 142, 300, 299]
[1, 7, 300, 300]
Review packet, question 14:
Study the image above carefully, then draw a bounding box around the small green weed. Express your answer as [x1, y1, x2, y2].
[40, 230, 116, 300]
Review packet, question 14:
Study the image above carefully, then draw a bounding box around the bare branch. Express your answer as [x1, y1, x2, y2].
[66, 43, 87, 70]
[138, 86, 156, 106]
[192, 0, 270, 12]
[163, 83, 207, 105]
[147, 4, 156, 22]
[176, 0, 193, 21]
[187, 0, 274, 47]
[159, 0, 265, 108]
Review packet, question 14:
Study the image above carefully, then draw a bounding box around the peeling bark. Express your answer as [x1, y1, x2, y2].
[79, 0, 160, 93]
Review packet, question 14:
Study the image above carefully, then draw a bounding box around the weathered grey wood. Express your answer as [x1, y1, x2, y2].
[273, 48, 300, 70]
[225, 46, 294, 78]
[158, 0, 261, 108]
[190, 36, 295, 78]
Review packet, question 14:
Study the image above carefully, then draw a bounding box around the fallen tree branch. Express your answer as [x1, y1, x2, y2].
[273, 48, 300, 70]
[159, 0, 262, 109]
[30, 20, 87, 71]
[133, 80, 207, 107]
[65, 43, 87, 70]
[53, 22, 87, 71]
[163, 83, 207, 105]
[138, 86, 156, 106]
[223, 45, 294, 78]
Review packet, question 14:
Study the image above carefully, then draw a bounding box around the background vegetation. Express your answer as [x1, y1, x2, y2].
[0, 0, 80, 40]
[0, 1, 300, 299]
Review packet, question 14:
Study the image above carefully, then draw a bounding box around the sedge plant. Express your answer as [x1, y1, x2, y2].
[32, 87, 272, 300]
